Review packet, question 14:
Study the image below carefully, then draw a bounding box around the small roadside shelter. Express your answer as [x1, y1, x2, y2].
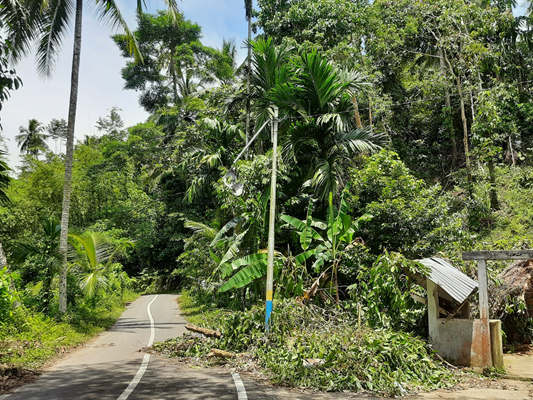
[410, 257, 503, 367]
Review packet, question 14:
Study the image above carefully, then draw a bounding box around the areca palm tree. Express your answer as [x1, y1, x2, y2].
[13, 218, 62, 312]
[16, 118, 48, 156]
[250, 38, 293, 128]
[244, 0, 253, 151]
[180, 117, 244, 202]
[0, 150, 10, 270]
[250, 40, 387, 199]
[1, 0, 179, 313]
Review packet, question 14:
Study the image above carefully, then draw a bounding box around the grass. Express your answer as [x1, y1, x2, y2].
[0, 291, 139, 370]
[177, 290, 225, 327]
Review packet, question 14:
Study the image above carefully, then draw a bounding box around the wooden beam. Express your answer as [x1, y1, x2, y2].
[185, 324, 222, 338]
[462, 250, 533, 260]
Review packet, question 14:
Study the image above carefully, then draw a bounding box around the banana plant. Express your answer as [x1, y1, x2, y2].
[217, 246, 315, 293]
[281, 189, 371, 302]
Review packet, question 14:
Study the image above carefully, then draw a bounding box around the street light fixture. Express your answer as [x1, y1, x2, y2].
[223, 108, 279, 330]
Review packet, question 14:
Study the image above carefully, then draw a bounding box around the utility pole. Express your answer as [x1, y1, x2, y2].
[265, 107, 278, 330]
[245, 0, 252, 159]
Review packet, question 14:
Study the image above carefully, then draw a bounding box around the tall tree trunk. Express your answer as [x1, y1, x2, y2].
[439, 48, 457, 168]
[457, 76, 472, 184]
[509, 136, 516, 168]
[488, 158, 499, 210]
[469, 90, 475, 127]
[368, 96, 373, 133]
[59, 0, 83, 313]
[0, 238, 7, 269]
[352, 96, 363, 129]
[170, 53, 179, 103]
[245, 15, 251, 159]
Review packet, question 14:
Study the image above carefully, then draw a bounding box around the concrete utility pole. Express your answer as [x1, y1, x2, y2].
[222, 110, 280, 330]
[265, 107, 278, 330]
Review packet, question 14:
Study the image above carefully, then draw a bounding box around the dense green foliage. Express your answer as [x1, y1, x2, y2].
[3, 0, 533, 391]
[347, 150, 464, 258]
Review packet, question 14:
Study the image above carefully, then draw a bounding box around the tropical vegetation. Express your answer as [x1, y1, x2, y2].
[1, 0, 533, 395]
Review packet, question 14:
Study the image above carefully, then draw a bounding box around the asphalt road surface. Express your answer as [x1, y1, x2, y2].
[1, 294, 351, 400]
[1, 294, 259, 400]
[4, 294, 529, 400]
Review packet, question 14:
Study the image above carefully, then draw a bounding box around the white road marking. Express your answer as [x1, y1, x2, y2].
[117, 295, 159, 400]
[231, 372, 248, 400]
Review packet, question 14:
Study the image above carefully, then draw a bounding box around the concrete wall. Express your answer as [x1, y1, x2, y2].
[427, 279, 503, 367]
[432, 318, 484, 366]
[431, 319, 503, 367]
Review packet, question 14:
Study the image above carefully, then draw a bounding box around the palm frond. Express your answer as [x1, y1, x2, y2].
[337, 127, 388, 155]
[0, 0, 42, 61]
[158, 0, 180, 24]
[94, 0, 142, 63]
[68, 232, 111, 269]
[12, 242, 42, 263]
[36, 0, 75, 78]
[311, 158, 338, 201]
[298, 50, 343, 111]
[184, 219, 217, 248]
[80, 272, 98, 298]
[337, 68, 370, 96]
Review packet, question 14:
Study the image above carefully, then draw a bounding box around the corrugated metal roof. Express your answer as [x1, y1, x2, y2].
[418, 257, 478, 304]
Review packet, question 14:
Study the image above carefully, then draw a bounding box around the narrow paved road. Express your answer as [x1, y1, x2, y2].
[2, 294, 256, 400]
[4, 295, 528, 400]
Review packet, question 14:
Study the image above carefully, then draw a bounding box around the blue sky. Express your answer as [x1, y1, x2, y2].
[1, 0, 251, 169]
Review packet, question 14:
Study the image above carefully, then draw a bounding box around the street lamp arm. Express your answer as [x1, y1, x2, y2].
[230, 119, 270, 170]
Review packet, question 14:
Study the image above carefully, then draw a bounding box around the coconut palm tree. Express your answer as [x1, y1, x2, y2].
[1, 0, 179, 313]
[15, 118, 49, 157]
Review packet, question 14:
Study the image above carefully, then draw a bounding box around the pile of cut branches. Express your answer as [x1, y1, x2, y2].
[153, 299, 454, 396]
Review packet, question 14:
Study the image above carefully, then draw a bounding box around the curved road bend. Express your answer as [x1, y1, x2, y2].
[2, 294, 378, 400]
[2, 294, 254, 400]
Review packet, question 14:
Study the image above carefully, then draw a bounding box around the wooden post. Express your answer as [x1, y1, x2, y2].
[490, 320, 504, 368]
[477, 259, 493, 368]
[462, 250, 533, 368]
[427, 279, 440, 344]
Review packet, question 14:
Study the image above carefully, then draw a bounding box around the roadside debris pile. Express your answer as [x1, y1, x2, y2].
[0, 365, 40, 394]
[152, 299, 454, 396]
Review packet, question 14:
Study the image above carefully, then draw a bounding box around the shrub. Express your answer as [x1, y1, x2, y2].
[0, 267, 14, 323]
